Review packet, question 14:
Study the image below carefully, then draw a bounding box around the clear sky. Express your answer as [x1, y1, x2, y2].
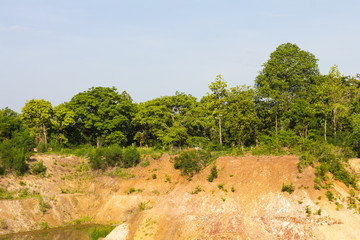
[1, 0, 360, 112]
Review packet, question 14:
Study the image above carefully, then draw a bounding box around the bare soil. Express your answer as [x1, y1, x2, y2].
[1, 153, 360, 239]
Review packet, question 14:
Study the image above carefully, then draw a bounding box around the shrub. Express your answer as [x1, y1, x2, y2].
[305, 205, 312, 217]
[174, 150, 210, 176]
[140, 159, 150, 168]
[125, 187, 136, 194]
[30, 161, 47, 175]
[191, 186, 203, 194]
[325, 190, 334, 201]
[122, 146, 140, 168]
[207, 165, 218, 182]
[281, 183, 295, 194]
[152, 174, 157, 179]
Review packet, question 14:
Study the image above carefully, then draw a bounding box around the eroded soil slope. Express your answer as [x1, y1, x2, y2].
[1, 153, 360, 239]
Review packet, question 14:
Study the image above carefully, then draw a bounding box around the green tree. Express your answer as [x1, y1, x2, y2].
[0, 108, 22, 141]
[51, 103, 75, 145]
[223, 85, 259, 149]
[208, 74, 228, 144]
[69, 87, 136, 148]
[255, 43, 319, 135]
[133, 92, 203, 147]
[20, 99, 52, 146]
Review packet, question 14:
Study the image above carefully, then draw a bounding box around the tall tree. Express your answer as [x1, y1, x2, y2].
[20, 99, 52, 146]
[208, 74, 227, 144]
[255, 43, 319, 135]
[0, 108, 22, 141]
[51, 103, 75, 145]
[223, 85, 259, 149]
[69, 87, 136, 148]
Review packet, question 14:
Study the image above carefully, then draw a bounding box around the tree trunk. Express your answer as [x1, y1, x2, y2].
[324, 116, 327, 142]
[219, 107, 222, 144]
[43, 123, 47, 147]
[96, 136, 101, 148]
[333, 108, 337, 137]
[275, 112, 278, 135]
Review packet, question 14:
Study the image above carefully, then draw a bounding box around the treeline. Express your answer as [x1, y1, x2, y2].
[1, 43, 360, 183]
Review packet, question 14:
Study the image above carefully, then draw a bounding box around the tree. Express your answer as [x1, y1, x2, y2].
[223, 85, 259, 149]
[51, 103, 75, 145]
[208, 75, 227, 144]
[69, 87, 136, 148]
[0, 108, 22, 141]
[20, 99, 52, 146]
[133, 92, 202, 148]
[327, 65, 350, 137]
[255, 43, 319, 135]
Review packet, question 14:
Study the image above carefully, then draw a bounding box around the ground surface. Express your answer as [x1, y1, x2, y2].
[1, 153, 360, 239]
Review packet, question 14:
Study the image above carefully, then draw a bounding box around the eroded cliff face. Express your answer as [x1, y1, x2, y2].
[1, 153, 360, 239]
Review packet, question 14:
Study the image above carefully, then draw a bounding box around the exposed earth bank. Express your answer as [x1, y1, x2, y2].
[1, 153, 360, 239]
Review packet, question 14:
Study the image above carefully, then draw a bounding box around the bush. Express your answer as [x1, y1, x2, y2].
[174, 150, 210, 176]
[122, 146, 140, 168]
[281, 183, 295, 194]
[30, 161, 47, 175]
[89, 145, 123, 170]
[207, 165, 218, 182]
[0, 130, 33, 175]
[326, 190, 334, 201]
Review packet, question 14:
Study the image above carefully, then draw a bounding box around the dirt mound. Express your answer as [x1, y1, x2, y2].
[1, 153, 360, 239]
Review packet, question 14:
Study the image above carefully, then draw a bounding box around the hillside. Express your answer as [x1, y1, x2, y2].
[1, 153, 360, 239]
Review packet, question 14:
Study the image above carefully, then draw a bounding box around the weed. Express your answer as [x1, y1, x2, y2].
[316, 208, 322, 215]
[41, 221, 49, 229]
[39, 197, 50, 213]
[281, 183, 295, 194]
[152, 190, 160, 195]
[305, 205, 312, 217]
[0, 220, 8, 230]
[207, 165, 218, 182]
[325, 190, 334, 201]
[19, 180, 26, 186]
[152, 174, 157, 179]
[191, 186, 203, 194]
[231, 187, 235, 192]
[140, 159, 150, 168]
[217, 184, 227, 192]
[125, 187, 136, 195]
[73, 216, 92, 225]
[165, 175, 171, 183]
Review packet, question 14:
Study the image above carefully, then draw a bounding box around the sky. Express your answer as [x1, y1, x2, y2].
[1, 0, 360, 113]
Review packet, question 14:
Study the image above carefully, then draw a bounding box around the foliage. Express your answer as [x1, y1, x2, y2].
[30, 160, 47, 175]
[20, 99, 52, 146]
[325, 190, 334, 201]
[89, 145, 123, 170]
[174, 149, 210, 176]
[207, 165, 218, 182]
[90, 225, 115, 240]
[0, 130, 33, 175]
[281, 183, 295, 194]
[122, 146, 140, 168]
[69, 87, 136, 147]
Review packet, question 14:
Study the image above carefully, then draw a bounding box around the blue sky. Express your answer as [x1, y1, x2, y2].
[1, 0, 360, 112]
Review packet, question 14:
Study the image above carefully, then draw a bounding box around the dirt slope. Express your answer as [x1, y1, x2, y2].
[1, 153, 360, 239]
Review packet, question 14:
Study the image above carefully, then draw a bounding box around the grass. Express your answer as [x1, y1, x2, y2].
[73, 216, 92, 225]
[89, 225, 116, 240]
[108, 168, 135, 179]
